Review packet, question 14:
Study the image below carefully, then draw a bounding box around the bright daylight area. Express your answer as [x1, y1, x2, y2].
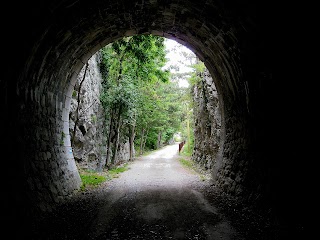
[69, 35, 202, 178]
[51, 36, 225, 239]
[163, 38, 195, 88]
[68, 34, 213, 193]
[37, 34, 229, 240]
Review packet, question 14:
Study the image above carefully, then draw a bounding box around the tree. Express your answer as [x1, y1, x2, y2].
[100, 35, 170, 167]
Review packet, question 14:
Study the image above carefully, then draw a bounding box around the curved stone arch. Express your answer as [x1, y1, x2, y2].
[6, 0, 269, 223]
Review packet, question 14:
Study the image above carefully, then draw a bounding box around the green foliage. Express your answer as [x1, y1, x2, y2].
[99, 35, 197, 158]
[192, 61, 206, 73]
[100, 35, 170, 128]
[179, 158, 194, 168]
[107, 163, 130, 178]
[135, 78, 186, 150]
[180, 140, 194, 157]
[60, 131, 65, 145]
[79, 163, 130, 191]
[173, 134, 182, 142]
[188, 61, 205, 86]
[91, 115, 97, 123]
[79, 169, 107, 191]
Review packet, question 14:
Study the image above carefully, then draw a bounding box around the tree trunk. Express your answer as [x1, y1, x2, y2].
[157, 131, 162, 149]
[111, 105, 122, 165]
[142, 129, 149, 155]
[129, 123, 135, 161]
[139, 128, 145, 155]
[105, 108, 115, 167]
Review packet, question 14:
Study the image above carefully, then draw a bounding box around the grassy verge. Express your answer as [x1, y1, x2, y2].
[179, 141, 193, 157]
[79, 163, 130, 191]
[178, 157, 211, 182]
[179, 158, 194, 169]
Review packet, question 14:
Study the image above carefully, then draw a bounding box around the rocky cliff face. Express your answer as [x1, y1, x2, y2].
[191, 68, 221, 172]
[69, 52, 131, 171]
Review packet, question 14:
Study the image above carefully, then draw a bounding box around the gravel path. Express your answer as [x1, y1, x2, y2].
[30, 144, 250, 240]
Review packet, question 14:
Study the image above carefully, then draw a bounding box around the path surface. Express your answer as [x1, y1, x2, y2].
[32, 143, 243, 240]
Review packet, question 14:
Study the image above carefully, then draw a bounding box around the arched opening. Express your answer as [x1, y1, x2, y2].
[68, 36, 222, 179]
[2, 1, 292, 239]
[19, 25, 245, 235]
[64, 29, 231, 196]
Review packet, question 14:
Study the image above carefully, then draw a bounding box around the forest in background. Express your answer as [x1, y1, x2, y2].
[71, 35, 206, 169]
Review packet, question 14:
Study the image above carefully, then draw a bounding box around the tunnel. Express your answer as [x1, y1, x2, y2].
[1, 0, 306, 239]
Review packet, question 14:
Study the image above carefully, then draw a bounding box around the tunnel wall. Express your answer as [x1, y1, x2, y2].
[0, 0, 283, 237]
[15, 68, 82, 212]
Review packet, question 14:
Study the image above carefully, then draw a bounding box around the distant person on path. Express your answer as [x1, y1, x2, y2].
[178, 140, 186, 154]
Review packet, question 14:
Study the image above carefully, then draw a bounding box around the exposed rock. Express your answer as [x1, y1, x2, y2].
[191, 68, 221, 172]
[69, 52, 132, 171]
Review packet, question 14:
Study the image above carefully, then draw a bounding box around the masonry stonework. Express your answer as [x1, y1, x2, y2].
[3, 1, 297, 238]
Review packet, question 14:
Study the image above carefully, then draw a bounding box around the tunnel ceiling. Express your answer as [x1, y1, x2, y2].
[14, 0, 268, 104]
[1, 0, 277, 229]
[6, 0, 270, 191]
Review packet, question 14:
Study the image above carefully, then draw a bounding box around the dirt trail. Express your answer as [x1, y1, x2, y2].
[32, 143, 244, 240]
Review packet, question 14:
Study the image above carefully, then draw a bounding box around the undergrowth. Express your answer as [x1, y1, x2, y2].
[79, 163, 130, 191]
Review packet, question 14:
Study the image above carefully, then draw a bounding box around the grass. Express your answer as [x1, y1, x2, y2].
[179, 141, 193, 157]
[79, 171, 107, 191]
[107, 163, 130, 178]
[178, 141, 207, 180]
[179, 158, 194, 168]
[141, 150, 154, 156]
[179, 157, 211, 182]
[79, 163, 130, 191]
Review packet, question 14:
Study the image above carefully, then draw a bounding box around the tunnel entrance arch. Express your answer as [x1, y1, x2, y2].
[69, 36, 222, 181]
[64, 31, 234, 203]
[3, 2, 272, 234]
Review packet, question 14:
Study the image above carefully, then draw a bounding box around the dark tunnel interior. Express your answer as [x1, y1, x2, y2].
[1, 0, 309, 239]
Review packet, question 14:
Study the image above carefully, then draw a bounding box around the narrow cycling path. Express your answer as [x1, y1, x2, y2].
[32, 143, 243, 240]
